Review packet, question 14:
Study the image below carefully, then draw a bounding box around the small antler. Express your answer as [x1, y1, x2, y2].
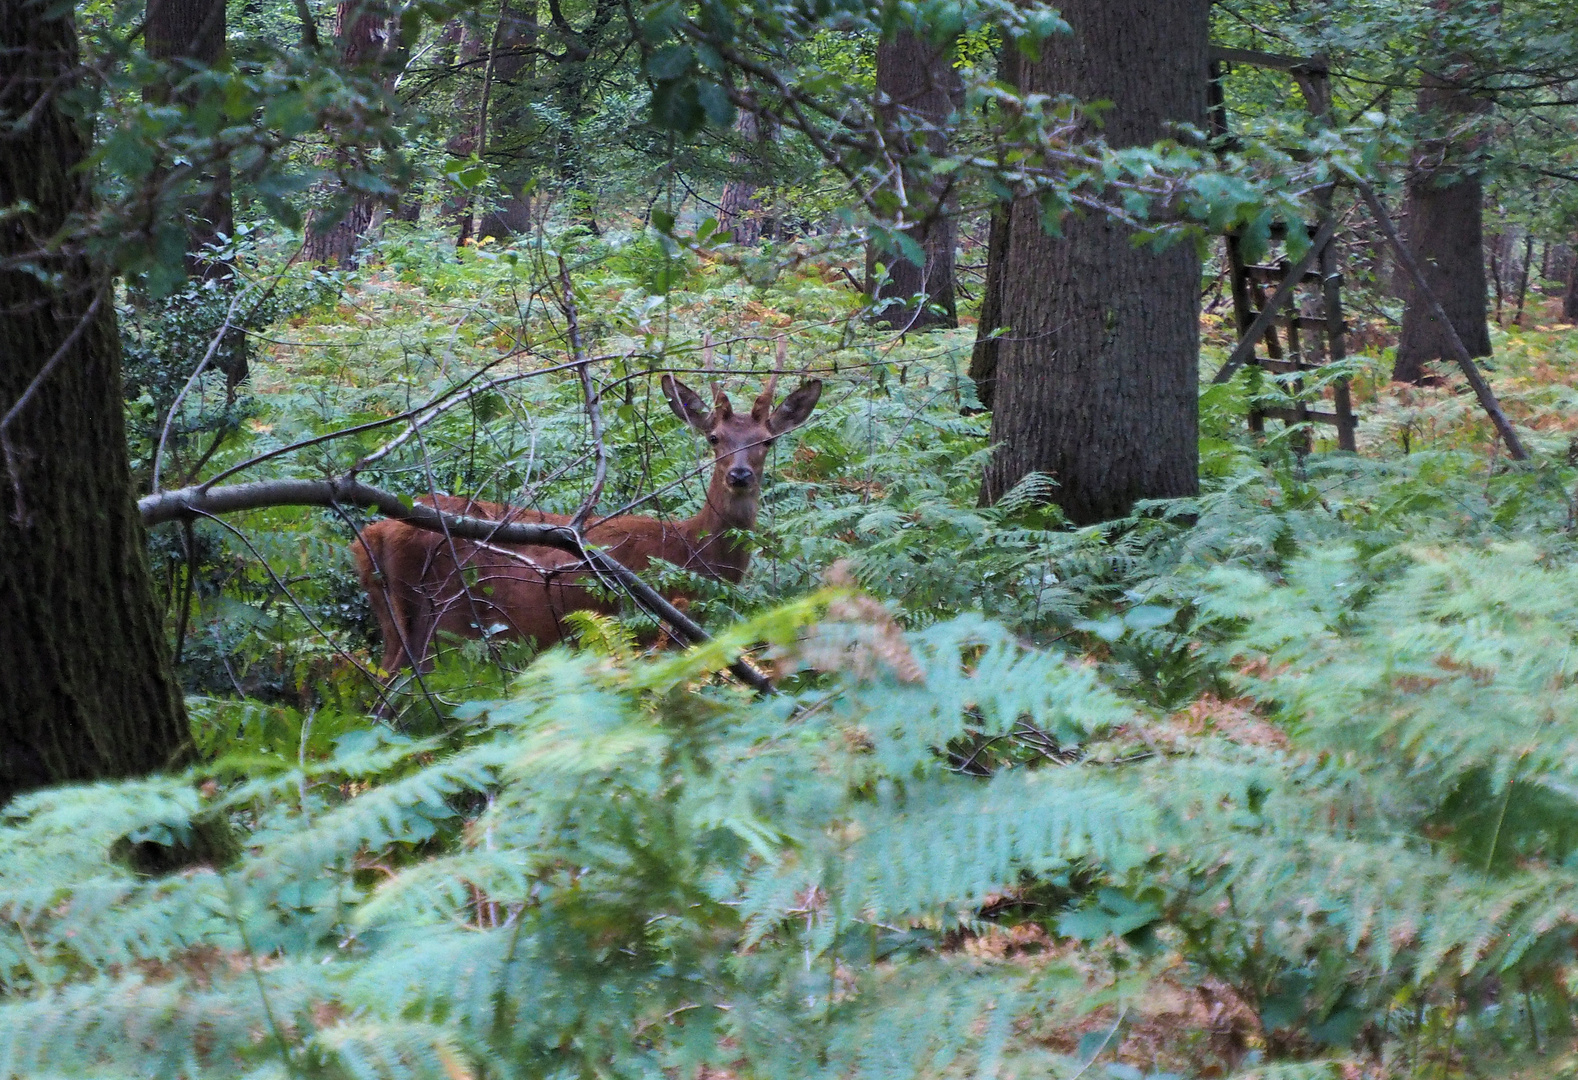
[703, 333, 732, 418]
[753, 336, 785, 421]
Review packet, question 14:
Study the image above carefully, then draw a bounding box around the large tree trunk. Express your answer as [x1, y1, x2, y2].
[303, 0, 392, 266]
[868, 30, 961, 331]
[1392, 73, 1493, 383]
[1, 0, 190, 803]
[979, 0, 1207, 524]
[145, 0, 232, 280]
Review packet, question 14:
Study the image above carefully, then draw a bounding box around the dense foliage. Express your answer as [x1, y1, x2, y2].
[9, 0, 1578, 1075]
[3, 220, 1578, 1076]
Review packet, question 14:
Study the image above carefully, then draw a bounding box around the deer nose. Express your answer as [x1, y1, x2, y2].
[726, 466, 755, 488]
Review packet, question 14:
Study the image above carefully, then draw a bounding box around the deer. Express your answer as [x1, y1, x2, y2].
[352, 370, 822, 677]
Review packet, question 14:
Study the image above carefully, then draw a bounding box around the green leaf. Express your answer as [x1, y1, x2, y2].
[646, 44, 694, 82]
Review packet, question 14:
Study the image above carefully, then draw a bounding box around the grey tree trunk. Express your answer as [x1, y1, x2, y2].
[1, 0, 190, 803]
[979, 0, 1208, 524]
[1392, 74, 1493, 383]
[868, 30, 961, 331]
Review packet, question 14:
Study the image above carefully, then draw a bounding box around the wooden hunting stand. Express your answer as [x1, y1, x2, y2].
[1208, 47, 1357, 453]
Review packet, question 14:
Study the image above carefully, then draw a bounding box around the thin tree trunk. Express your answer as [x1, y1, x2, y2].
[476, 0, 538, 240]
[144, 0, 247, 388]
[1515, 230, 1534, 326]
[457, 4, 510, 247]
[145, 0, 232, 280]
[967, 203, 1011, 410]
[1566, 239, 1578, 321]
[544, 0, 617, 236]
[1489, 230, 1506, 324]
[718, 111, 771, 245]
[868, 30, 961, 331]
[303, 0, 392, 266]
[979, 0, 1208, 523]
[1392, 72, 1493, 383]
[968, 45, 1020, 411]
[1, 0, 189, 803]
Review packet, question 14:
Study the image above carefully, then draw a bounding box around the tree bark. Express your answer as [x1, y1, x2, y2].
[1392, 73, 1493, 383]
[1, 0, 189, 804]
[967, 46, 1020, 411]
[1515, 230, 1534, 326]
[475, 0, 538, 240]
[868, 30, 961, 331]
[303, 0, 392, 266]
[967, 203, 1011, 409]
[979, 0, 1208, 524]
[543, 0, 618, 236]
[1566, 240, 1578, 322]
[718, 111, 772, 245]
[145, 0, 232, 280]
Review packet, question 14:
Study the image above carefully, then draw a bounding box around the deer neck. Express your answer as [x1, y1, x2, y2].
[682, 472, 759, 582]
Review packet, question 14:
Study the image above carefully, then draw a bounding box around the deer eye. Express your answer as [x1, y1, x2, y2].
[765, 437, 776, 447]
[707, 434, 720, 445]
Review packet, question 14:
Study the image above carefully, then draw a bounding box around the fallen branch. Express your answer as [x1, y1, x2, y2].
[139, 476, 775, 694]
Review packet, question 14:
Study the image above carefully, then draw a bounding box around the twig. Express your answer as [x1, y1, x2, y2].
[208, 356, 577, 488]
[218, 869, 301, 1078]
[323, 500, 442, 719]
[1353, 179, 1528, 461]
[411, 422, 508, 679]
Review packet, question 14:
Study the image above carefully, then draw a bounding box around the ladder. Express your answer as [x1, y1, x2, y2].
[1208, 47, 1357, 453]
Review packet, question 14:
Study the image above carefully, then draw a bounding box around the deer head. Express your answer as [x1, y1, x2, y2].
[660, 370, 821, 526]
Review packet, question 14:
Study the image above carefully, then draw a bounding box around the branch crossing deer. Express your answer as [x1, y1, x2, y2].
[352, 370, 821, 675]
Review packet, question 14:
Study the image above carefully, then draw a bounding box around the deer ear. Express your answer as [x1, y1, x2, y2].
[768, 379, 822, 435]
[662, 375, 712, 433]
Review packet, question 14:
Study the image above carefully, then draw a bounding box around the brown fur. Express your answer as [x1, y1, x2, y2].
[352, 375, 821, 674]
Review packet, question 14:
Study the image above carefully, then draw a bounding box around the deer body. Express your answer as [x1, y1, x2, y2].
[353, 373, 820, 674]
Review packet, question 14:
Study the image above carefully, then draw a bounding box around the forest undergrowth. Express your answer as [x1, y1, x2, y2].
[7, 225, 1578, 1079]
